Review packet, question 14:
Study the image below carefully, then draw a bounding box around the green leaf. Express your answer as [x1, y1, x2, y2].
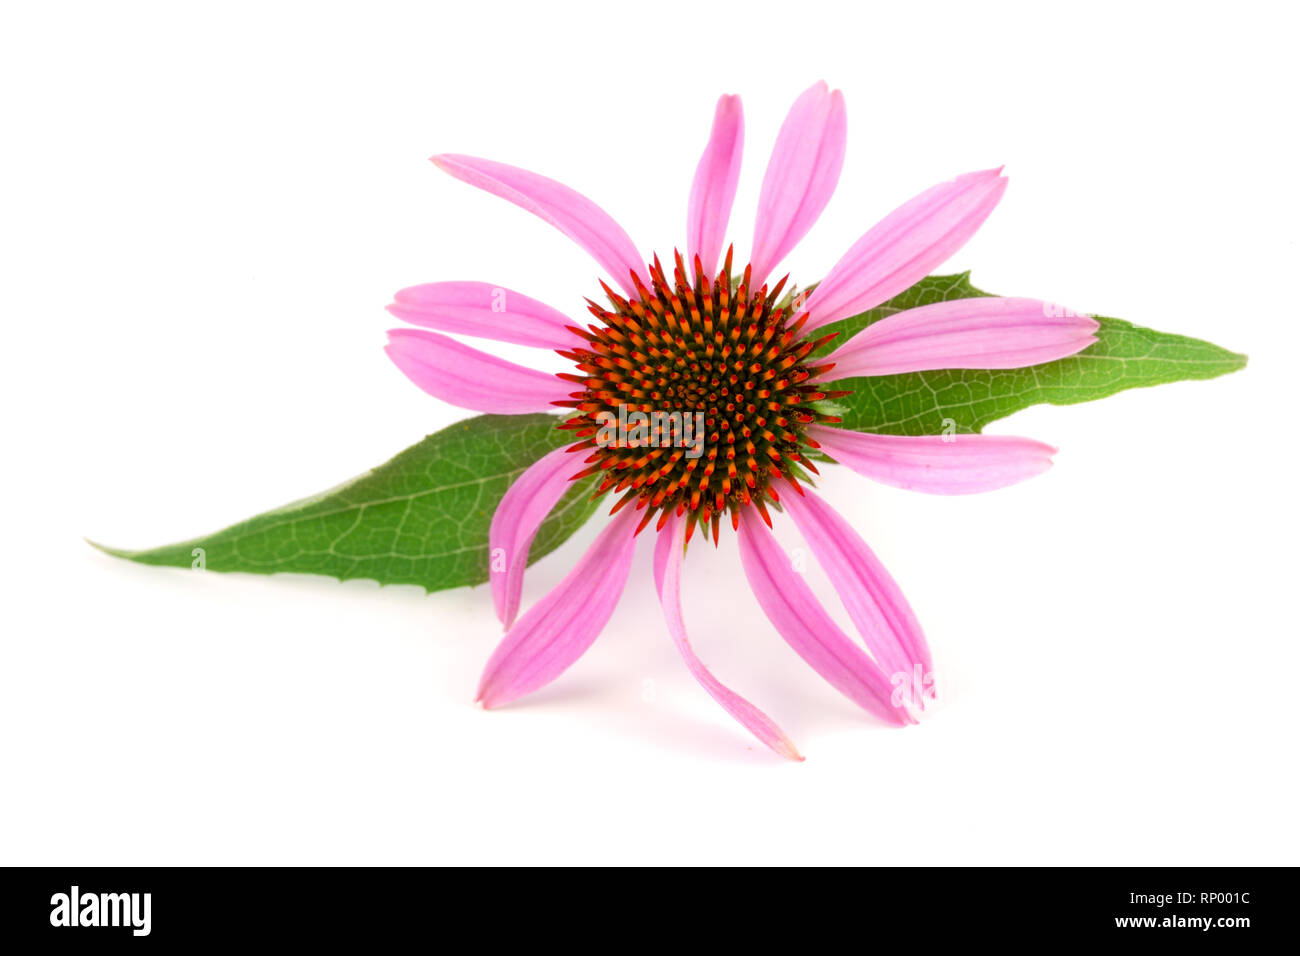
[91, 414, 600, 592]
[92, 274, 1246, 592]
[818, 273, 1248, 436]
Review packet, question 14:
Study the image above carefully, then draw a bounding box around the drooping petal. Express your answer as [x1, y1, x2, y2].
[431, 154, 645, 297]
[780, 485, 930, 682]
[809, 425, 1057, 495]
[736, 509, 910, 726]
[820, 297, 1099, 377]
[490, 445, 584, 630]
[686, 94, 745, 280]
[385, 328, 570, 413]
[477, 507, 639, 708]
[387, 281, 575, 350]
[749, 81, 847, 287]
[802, 168, 1008, 330]
[652, 512, 802, 761]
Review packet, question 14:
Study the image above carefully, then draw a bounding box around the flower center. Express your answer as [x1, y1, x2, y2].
[555, 248, 846, 542]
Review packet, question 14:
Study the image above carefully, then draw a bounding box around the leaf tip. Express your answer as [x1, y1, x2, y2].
[85, 538, 135, 560]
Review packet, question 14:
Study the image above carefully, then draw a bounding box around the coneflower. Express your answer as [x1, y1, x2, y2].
[385, 82, 1097, 759]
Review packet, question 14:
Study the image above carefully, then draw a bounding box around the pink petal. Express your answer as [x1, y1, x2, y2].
[431, 154, 645, 297]
[387, 281, 575, 350]
[803, 169, 1008, 331]
[686, 94, 744, 279]
[490, 445, 583, 630]
[809, 424, 1057, 495]
[736, 509, 910, 726]
[653, 512, 803, 761]
[821, 297, 1099, 377]
[749, 81, 847, 287]
[384, 328, 569, 413]
[477, 507, 639, 708]
[780, 485, 931, 682]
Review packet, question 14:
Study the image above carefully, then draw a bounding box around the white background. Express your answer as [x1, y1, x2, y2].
[2, 1, 1297, 865]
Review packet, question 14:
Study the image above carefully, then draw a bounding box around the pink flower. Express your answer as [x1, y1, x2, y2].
[386, 83, 1098, 760]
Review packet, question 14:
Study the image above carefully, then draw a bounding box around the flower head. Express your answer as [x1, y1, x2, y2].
[385, 82, 1098, 759]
